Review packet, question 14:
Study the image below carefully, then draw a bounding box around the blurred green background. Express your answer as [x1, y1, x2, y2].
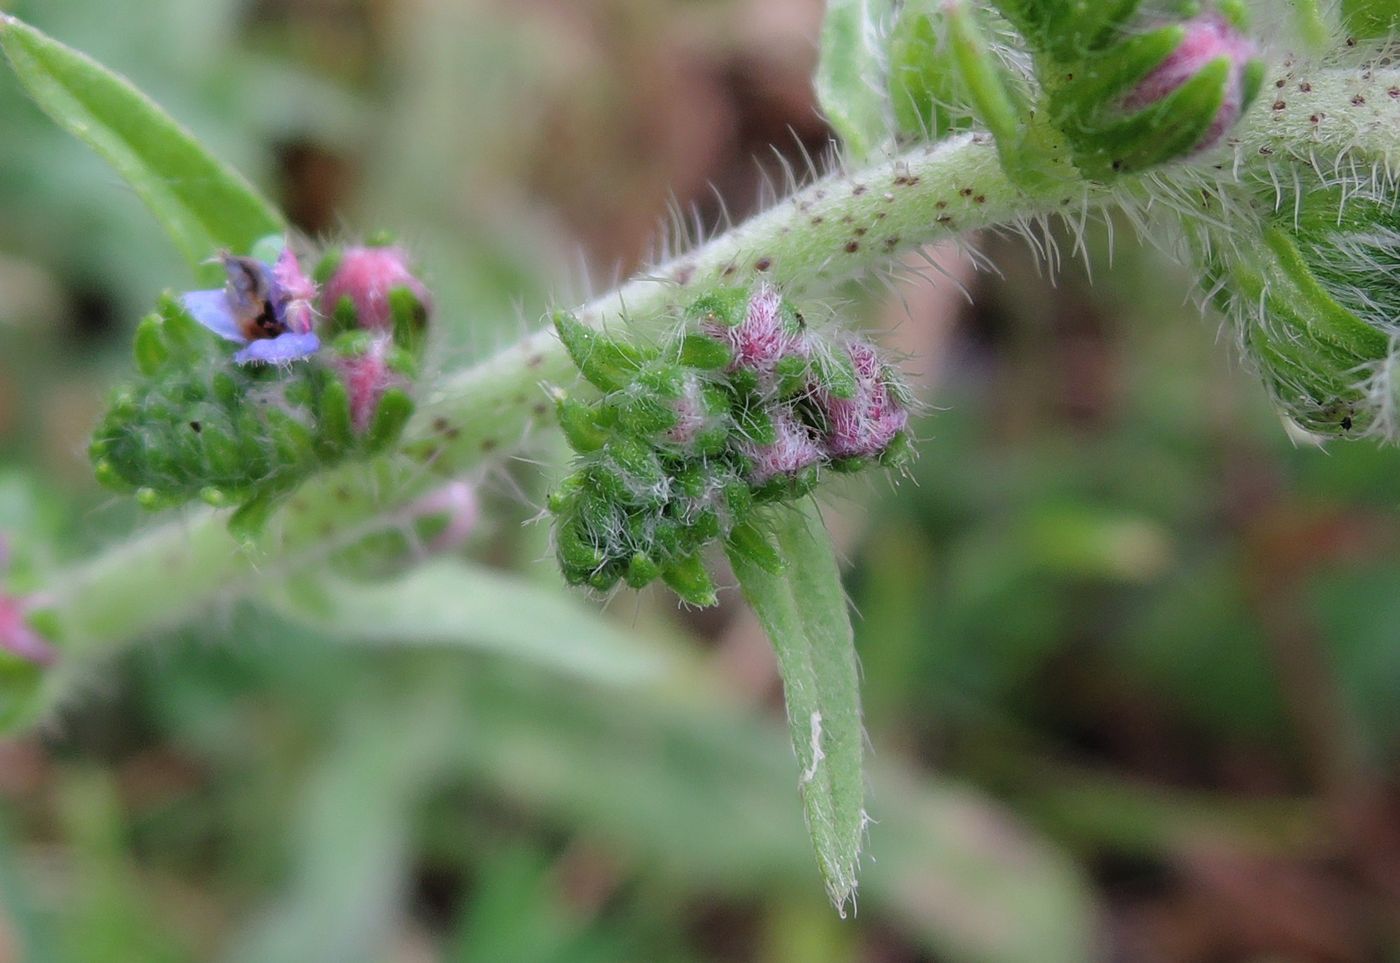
[2, 1, 1400, 960]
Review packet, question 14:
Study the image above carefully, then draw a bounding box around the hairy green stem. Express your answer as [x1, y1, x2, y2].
[34, 63, 1400, 722]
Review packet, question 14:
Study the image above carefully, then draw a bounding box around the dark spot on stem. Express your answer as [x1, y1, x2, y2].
[188, 421, 202, 433]
[1352, 94, 1367, 106]
[1299, 81, 1312, 92]
[527, 354, 544, 368]
[482, 438, 499, 453]
[1272, 100, 1286, 110]
[845, 240, 860, 253]
[754, 257, 772, 272]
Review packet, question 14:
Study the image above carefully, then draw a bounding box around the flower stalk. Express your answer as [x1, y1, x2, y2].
[20, 61, 1400, 725]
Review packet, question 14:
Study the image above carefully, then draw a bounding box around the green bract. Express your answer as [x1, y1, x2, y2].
[1196, 184, 1400, 437]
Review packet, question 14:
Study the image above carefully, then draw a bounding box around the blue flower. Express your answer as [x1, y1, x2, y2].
[180, 248, 321, 365]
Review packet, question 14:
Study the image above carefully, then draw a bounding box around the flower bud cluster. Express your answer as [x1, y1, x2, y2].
[889, 1, 1263, 181]
[549, 284, 912, 606]
[89, 238, 430, 530]
[1041, 1, 1262, 178]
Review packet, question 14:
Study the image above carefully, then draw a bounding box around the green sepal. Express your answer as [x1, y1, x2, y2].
[1048, 25, 1186, 132]
[556, 518, 607, 578]
[813, 350, 857, 400]
[227, 489, 287, 546]
[197, 423, 242, 481]
[133, 315, 170, 376]
[388, 286, 429, 355]
[624, 552, 663, 588]
[878, 431, 916, 468]
[199, 486, 232, 508]
[556, 394, 609, 453]
[661, 553, 718, 607]
[735, 403, 777, 447]
[315, 376, 354, 458]
[1070, 57, 1230, 178]
[726, 519, 785, 575]
[679, 332, 733, 370]
[364, 388, 415, 454]
[553, 311, 649, 392]
[686, 288, 751, 330]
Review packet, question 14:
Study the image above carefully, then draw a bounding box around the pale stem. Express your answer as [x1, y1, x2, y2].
[32, 63, 1400, 721]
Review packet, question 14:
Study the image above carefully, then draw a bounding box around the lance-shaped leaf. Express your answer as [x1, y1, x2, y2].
[0, 15, 284, 275]
[268, 560, 672, 687]
[816, 0, 897, 161]
[727, 499, 865, 913]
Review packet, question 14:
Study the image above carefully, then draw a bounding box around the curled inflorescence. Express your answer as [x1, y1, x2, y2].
[88, 238, 430, 533]
[548, 284, 913, 606]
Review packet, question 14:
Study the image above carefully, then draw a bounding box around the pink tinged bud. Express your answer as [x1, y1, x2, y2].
[1122, 14, 1258, 154]
[273, 246, 318, 335]
[742, 409, 825, 484]
[819, 339, 910, 459]
[321, 246, 431, 332]
[705, 284, 804, 373]
[665, 375, 707, 446]
[338, 335, 406, 433]
[0, 595, 54, 667]
[407, 481, 479, 554]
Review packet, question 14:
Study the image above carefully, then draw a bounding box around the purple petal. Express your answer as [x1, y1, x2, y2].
[181, 289, 246, 343]
[234, 331, 321, 366]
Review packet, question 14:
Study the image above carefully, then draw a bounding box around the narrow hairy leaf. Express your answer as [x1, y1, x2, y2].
[268, 561, 671, 686]
[728, 499, 864, 913]
[815, 0, 896, 161]
[0, 14, 284, 273]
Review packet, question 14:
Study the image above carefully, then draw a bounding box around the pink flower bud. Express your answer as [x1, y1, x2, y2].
[337, 334, 407, 433]
[741, 408, 825, 483]
[705, 284, 807, 374]
[0, 594, 53, 666]
[817, 339, 909, 459]
[321, 246, 431, 332]
[1122, 14, 1259, 154]
[405, 480, 479, 554]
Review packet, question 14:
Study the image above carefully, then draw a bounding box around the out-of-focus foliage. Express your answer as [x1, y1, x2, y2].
[1, 0, 1399, 961]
